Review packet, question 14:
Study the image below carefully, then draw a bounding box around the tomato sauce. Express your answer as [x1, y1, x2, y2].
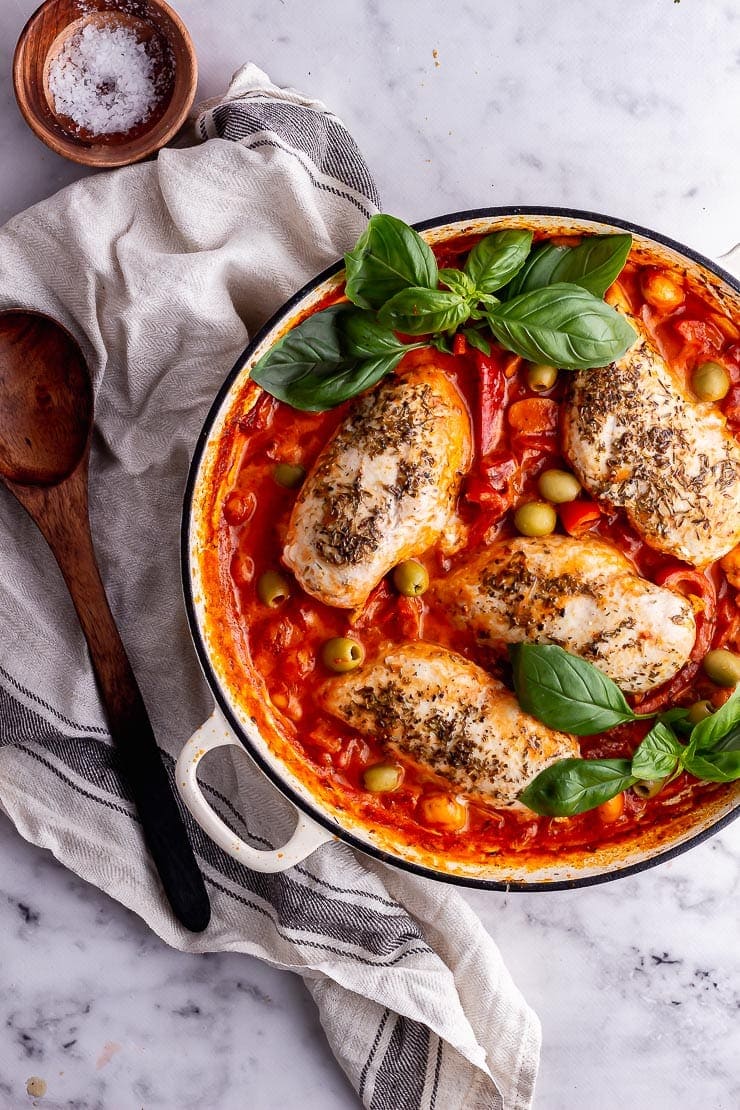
[198, 233, 739, 866]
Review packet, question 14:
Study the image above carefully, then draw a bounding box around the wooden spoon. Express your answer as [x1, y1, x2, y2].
[0, 309, 210, 932]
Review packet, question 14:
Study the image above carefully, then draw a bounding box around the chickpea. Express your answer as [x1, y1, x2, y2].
[257, 570, 291, 608]
[537, 468, 582, 504]
[526, 363, 558, 392]
[597, 792, 625, 823]
[513, 501, 557, 537]
[321, 636, 365, 673]
[702, 649, 740, 687]
[393, 559, 429, 597]
[363, 762, 403, 793]
[273, 462, 306, 489]
[640, 268, 684, 311]
[417, 792, 468, 831]
[691, 361, 730, 403]
[633, 779, 665, 799]
[687, 699, 714, 725]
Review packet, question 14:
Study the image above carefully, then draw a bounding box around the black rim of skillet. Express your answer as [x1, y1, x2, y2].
[182, 205, 740, 893]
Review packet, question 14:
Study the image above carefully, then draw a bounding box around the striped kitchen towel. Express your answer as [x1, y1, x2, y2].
[0, 64, 539, 1109]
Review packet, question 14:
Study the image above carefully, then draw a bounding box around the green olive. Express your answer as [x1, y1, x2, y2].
[257, 570, 291, 608]
[702, 649, 740, 687]
[526, 363, 558, 392]
[513, 500, 557, 537]
[687, 699, 714, 725]
[633, 779, 665, 799]
[691, 361, 730, 403]
[273, 462, 306, 489]
[363, 762, 403, 793]
[321, 636, 365, 673]
[392, 559, 429, 596]
[537, 468, 582, 504]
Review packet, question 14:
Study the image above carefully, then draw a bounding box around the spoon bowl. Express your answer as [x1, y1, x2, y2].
[0, 310, 91, 485]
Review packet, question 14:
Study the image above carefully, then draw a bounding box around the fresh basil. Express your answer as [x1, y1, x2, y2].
[519, 758, 635, 817]
[439, 268, 474, 297]
[344, 214, 438, 310]
[251, 304, 417, 411]
[463, 230, 533, 295]
[463, 328, 492, 355]
[682, 688, 740, 782]
[486, 283, 637, 370]
[509, 643, 640, 735]
[548, 234, 633, 298]
[631, 722, 683, 781]
[504, 242, 566, 298]
[378, 287, 470, 335]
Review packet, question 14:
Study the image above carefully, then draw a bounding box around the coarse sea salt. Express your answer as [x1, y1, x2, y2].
[48, 22, 163, 136]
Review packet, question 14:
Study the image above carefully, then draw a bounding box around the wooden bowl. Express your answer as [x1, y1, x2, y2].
[13, 0, 198, 168]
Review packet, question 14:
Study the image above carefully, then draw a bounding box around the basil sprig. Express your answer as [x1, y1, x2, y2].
[250, 304, 424, 412]
[252, 214, 636, 412]
[514, 646, 740, 816]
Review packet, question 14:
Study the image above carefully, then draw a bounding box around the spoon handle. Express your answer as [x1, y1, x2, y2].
[13, 466, 211, 933]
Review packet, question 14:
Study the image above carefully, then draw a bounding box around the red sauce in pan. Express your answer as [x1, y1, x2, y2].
[197, 233, 740, 866]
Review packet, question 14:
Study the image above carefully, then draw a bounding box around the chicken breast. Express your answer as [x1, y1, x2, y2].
[432, 535, 696, 694]
[316, 641, 578, 806]
[562, 320, 740, 566]
[283, 361, 472, 608]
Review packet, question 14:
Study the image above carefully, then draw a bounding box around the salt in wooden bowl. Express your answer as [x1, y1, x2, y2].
[13, 0, 198, 168]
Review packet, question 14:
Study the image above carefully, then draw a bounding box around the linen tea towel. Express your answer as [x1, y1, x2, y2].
[0, 64, 540, 1109]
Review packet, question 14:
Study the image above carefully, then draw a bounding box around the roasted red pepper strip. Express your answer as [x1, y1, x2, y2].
[559, 500, 601, 536]
[474, 350, 506, 457]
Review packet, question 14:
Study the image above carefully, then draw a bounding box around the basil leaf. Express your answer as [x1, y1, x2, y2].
[463, 230, 533, 295]
[631, 722, 683, 781]
[549, 234, 632, 298]
[463, 328, 491, 355]
[486, 283, 637, 370]
[282, 352, 405, 411]
[509, 643, 639, 735]
[344, 214, 438, 310]
[439, 268, 474, 297]
[251, 304, 407, 412]
[519, 758, 635, 817]
[685, 686, 740, 757]
[378, 287, 470, 335]
[340, 309, 424, 358]
[430, 333, 453, 354]
[682, 744, 740, 783]
[504, 242, 566, 298]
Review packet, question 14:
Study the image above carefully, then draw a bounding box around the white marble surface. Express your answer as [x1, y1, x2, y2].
[1, 1, 739, 1107]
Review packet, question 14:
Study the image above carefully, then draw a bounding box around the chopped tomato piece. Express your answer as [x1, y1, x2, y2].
[559, 500, 601, 536]
[507, 397, 559, 436]
[674, 318, 724, 351]
[452, 333, 467, 356]
[722, 382, 740, 428]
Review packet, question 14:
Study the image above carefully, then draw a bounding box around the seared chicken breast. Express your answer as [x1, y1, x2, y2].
[562, 321, 740, 566]
[316, 641, 578, 806]
[432, 535, 696, 694]
[283, 361, 472, 608]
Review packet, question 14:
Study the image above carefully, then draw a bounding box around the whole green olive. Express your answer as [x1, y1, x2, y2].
[257, 570, 291, 608]
[526, 363, 558, 392]
[691, 361, 730, 403]
[321, 636, 365, 673]
[687, 699, 714, 725]
[633, 779, 665, 799]
[273, 462, 306, 489]
[537, 468, 582, 504]
[392, 559, 429, 596]
[363, 763, 403, 793]
[702, 649, 740, 687]
[513, 501, 557, 537]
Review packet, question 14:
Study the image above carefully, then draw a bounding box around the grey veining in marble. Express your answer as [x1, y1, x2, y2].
[1, 1, 739, 1107]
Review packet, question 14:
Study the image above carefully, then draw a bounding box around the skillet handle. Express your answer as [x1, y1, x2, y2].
[176, 710, 334, 871]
